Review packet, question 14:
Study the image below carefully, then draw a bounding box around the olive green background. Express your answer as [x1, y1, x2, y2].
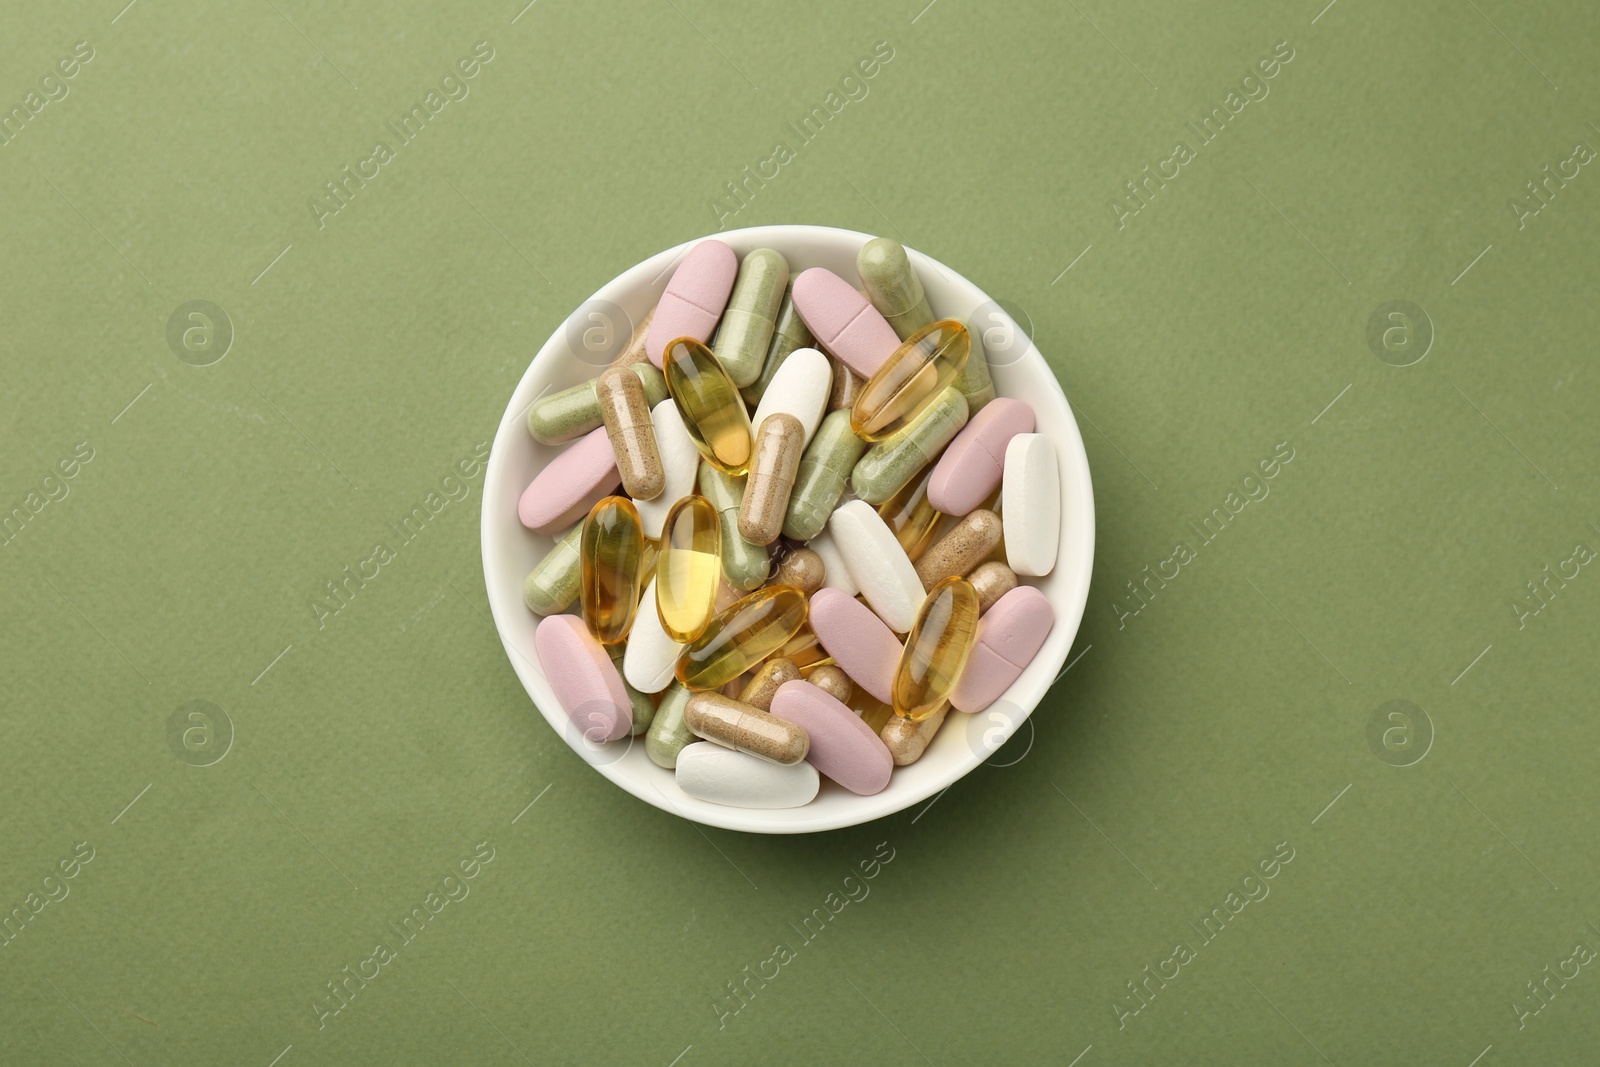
[3, 0, 1598, 1063]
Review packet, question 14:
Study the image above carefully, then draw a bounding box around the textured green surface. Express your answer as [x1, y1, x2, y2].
[3, 1, 1599, 1064]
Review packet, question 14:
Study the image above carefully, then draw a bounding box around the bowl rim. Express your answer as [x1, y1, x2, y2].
[481, 223, 1095, 833]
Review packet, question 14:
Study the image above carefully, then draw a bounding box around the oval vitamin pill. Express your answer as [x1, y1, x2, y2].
[518, 425, 621, 534]
[674, 742, 820, 808]
[664, 337, 753, 476]
[1001, 432, 1060, 577]
[579, 496, 646, 644]
[949, 586, 1054, 713]
[807, 587, 901, 704]
[791, 267, 901, 379]
[851, 320, 970, 441]
[927, 397, 1035, 515]
[828, 500, 926, 634]
[770, 680, 894, 795]
[534, 613, 633, 743]
[657, 495, 722, 642]
[646, 240, 738, 368]
[893, 576, 980, 722]
[675, 585, 808, 691]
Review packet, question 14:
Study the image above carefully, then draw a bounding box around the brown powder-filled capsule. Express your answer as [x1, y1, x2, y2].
[772, 547, 825, 594]
[738, 658, 801, 711]
[610, 306, 656, 366]
[915, 509, 1003, 590]
[881, 702, 948, 766]
[685, 691, 809, 765]
[738, 413, 804, 546]
[828, 357, 864, 411]
[806, 665, 853, 705]
[968, 560, 1018, 614]
[597, 366, 665, 500]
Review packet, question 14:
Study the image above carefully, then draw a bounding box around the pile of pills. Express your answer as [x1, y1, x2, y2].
[519, 236, 1060, 809]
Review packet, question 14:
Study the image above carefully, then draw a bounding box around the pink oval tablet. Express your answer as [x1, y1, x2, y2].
[791, 268, 900, 379]
[927, 397, 1035, 515]
[950, 586, 1054, 713]
[770, 680, 893, 795]
[808, 588, 901, 704]
[646, 240, 738, 367]
[534, 614, 632, 741]
[518, 426, 620, 534]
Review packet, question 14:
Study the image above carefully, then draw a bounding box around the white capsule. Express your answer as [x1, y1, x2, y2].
[1002, 433, 1060, 577]
[622, 576, 685, 693]
[675, 741, 821, 808]
[806, 526, 858, 597]
[828, 499, 924, 633]
[749, 347, 832, 451]
[634, 400, 701, 540]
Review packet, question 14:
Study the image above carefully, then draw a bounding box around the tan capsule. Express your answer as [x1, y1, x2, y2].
[968, 561, 1018, 614]
[610, 305, 656, 366]
[881, 702, 948, 766]
[806, 664, 853, 705]
[772, 547, 825, 595]
[737, 658, 801, 711]
[915, 509, 1003, 590]
[597, 366, 665, 500]
[685, 691, 809, 765]
[738, 414, 804, 546]
[828, 357, 864, 411]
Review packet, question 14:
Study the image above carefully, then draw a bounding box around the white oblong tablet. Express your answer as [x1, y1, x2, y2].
[1002, 433, 1060, 577]
[749, 347, 832, 450]
[675, 742, 820, 808]
[806, 527, 858, 597]
[829, 499, 924, 633]
[634, 400, 700, 540]
[622, 577, 684, 693]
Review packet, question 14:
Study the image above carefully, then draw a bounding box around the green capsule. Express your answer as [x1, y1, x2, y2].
[955, 316, 996, 413]
[851, 386, 968, 505]
[526, 363, 668, 445]
[608, 644, 657, 736]
[522, 523, 583, 615]
[646, 682, 695, 768]
[783, 410, 868, 541]
[858, 237, 935, 341]
[713, 248, 789, 388]
[697, 463, 771, 591]
[740, 288, 815, 406]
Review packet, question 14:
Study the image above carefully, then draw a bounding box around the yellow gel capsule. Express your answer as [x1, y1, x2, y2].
[580, 496, 645, 645]
[675, 586, 808, 691]
[893, 576, 979, 721]
[851, 320, 970, 441]
[877, 464, 944, 562]
[663, 337, 753, 475]
[657, 495, 722, 643]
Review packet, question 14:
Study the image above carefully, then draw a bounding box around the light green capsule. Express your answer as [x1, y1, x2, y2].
[955, 318, 996, 413]
[522, 524, 583, 614]
[646, 682, 695, 768]
[858, 237, 935, 341]
[697, 464, 771, 591]
[526, 363, 668, 445]
[851, 386, 968, 505]
[740, 288, 814, 406]
[608, 644, 657, 736]
[783, 410, 868, 541]
[713, 248, 789, 389]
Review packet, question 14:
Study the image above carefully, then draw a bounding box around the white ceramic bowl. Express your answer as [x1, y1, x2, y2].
[482, 225, 1094, 834]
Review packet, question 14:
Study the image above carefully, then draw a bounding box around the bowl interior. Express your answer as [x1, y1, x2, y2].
[481, 224, 1094, 833]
